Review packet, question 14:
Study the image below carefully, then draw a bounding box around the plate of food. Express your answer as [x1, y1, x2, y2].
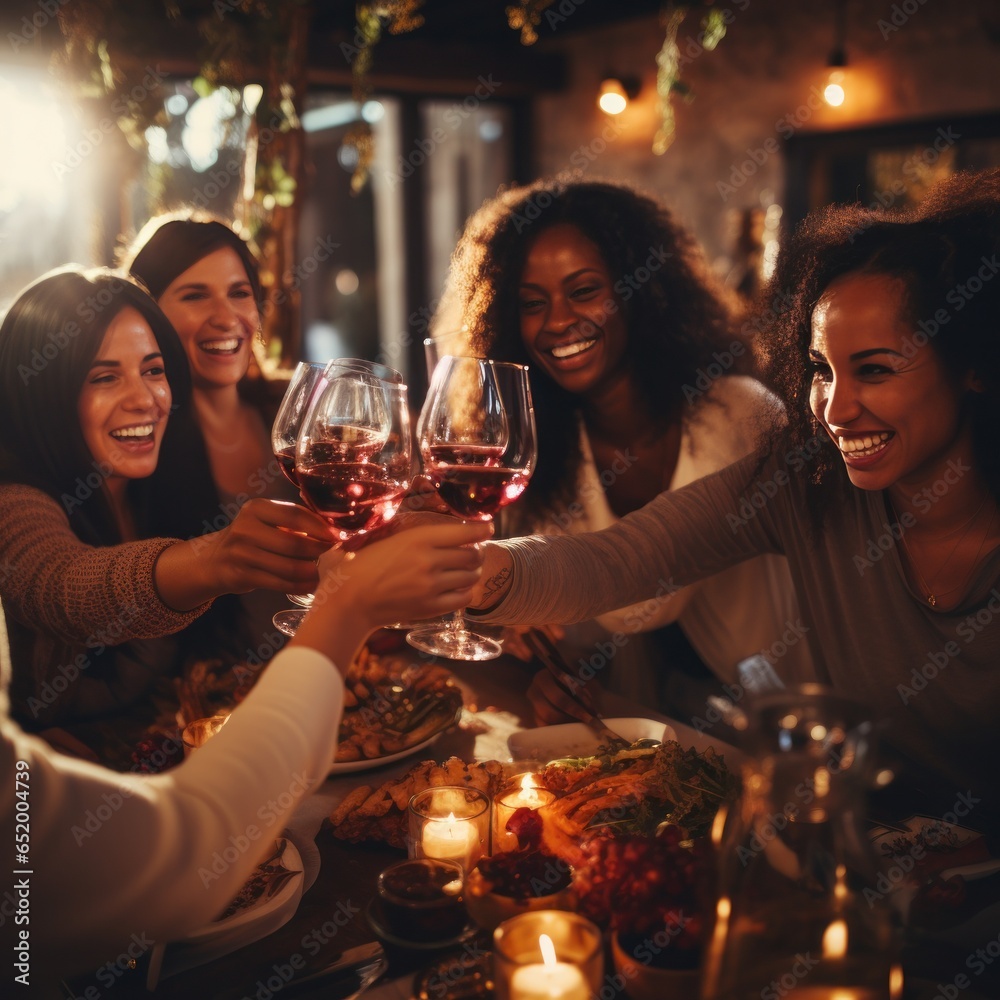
[508, 718, 674, 762]
[330, 648, 464, 774]
[146, 837, 304, 986]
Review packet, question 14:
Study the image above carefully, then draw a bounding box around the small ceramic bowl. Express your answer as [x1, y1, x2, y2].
[464, 864, 575, 933]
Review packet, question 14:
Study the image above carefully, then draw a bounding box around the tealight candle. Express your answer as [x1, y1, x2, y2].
[493, 774, 557, 854]
[422, 812, 480, 865]
[408, 786, 490, 872]
[509, 934, 589, 1000]
[493, 911, 603, 1000]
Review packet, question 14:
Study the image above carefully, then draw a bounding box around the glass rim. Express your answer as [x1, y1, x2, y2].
[407, 784, 491, 821]
[492, 909, 603, 963]
[436, 354, 530, 374]
[324, 357, 404, 383]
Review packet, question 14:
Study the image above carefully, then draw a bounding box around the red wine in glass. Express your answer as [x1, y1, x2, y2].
[297, 456, 407, 541]
[275, 445, 299, 487]
[406, 358, 536, 662]
[426, 444, 529, 520]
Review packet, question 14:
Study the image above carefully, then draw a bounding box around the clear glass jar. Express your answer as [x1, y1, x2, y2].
[701, 685, 903, 1000]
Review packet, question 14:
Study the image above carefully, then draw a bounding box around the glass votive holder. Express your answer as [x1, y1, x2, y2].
[181, 713, 230, 756]
[493, 910, 604, 1000]
[376, 858, 467, 943]
[492, 774, 557, 854]
[408, 786, 490, 873]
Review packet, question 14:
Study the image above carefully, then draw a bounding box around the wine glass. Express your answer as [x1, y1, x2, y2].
[273, 372, 412, 635]
[406, 357, 536, 661]
[271, 361, 328, 490]
[271, 359, 403, 622]
[271, 362, 329, 611]
[327, 357, 404, 385]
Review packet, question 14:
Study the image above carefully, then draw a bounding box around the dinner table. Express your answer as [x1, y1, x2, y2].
[61, 638, 1000, 1000]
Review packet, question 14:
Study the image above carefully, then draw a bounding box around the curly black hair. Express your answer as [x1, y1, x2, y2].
[758, 167, 1000, 526]
[430, 175, 744, 524]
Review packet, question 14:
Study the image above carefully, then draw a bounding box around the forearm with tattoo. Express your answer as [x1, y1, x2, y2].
[477, 566, 512, 611]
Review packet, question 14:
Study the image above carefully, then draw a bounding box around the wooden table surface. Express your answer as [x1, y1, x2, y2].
[61, 644, 1000, 1000]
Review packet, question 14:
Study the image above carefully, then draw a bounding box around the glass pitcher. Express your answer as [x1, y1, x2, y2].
[701, 685, 903, 1000]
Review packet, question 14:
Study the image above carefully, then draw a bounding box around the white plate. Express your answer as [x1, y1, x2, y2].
[508, 717, 674, 761]
[147, 838, 304, 986]
[328, 728, 449, 775]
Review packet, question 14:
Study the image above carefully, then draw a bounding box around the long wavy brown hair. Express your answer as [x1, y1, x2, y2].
[431, 176, 744, 525]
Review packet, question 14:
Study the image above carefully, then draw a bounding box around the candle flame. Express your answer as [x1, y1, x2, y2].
[519, 773, 542, 807]
[822, 918, 848, 958]
[539, 933, 557, 968]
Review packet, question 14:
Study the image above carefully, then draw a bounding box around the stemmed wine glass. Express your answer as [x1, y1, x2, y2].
[271, 360, 404, 633]
[273, 370, 412, 635]
[406, 357, 536, 661]
[271, 361, 328, 611]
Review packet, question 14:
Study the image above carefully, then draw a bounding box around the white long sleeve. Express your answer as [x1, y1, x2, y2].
[0, 602, 343, 985]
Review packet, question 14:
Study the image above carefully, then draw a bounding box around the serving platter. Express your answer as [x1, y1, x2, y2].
[328, 703, 462, 775]
[508, 717, 675, 761]
[330, 656, 464, 772]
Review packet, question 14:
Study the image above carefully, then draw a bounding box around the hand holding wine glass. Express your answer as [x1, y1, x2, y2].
[271, 361, 406, 633]
[273, 370, 412, 635]
[406, 357, 536, 661]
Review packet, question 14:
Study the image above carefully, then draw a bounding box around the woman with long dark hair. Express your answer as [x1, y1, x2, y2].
[0, 268, 330, 741]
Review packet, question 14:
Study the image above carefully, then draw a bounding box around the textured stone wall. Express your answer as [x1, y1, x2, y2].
[532, 0, 999, 274]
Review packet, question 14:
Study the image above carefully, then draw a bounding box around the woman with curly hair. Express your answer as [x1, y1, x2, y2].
[431, 177, 813, 717]
[467, 169, 1000, 807]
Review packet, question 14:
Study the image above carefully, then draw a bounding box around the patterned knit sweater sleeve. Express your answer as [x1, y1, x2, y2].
[0, 483, 211, 643]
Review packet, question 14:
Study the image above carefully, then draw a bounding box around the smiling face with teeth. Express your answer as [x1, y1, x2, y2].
[76, 307, 172, 494]
[518, 223, 629, 399]
[157, 246, 259, 391]
[808, 272, 975, 501]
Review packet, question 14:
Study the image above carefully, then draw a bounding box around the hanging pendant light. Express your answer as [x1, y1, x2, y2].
[823, 0, 848, 107]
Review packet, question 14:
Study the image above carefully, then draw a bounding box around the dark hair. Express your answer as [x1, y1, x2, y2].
[122, 212, 262, 305]
[433, 176, 743, 521]
[121, 211, 279, 418]
[758, 168, 1000, 521]
[0, 267, 216, 545]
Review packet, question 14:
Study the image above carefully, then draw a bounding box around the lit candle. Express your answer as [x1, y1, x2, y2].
[493, 774, 556, 853]
[421, 811, 480, 869]
[509, 934, 589, 1000]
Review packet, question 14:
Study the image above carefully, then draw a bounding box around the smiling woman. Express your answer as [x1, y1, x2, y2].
[76, 308, 173, 518]
[466, 168, 1000, 812]
[123, 215, 313, 664]
[432, 177, 814, 719]
[0, 267, 332, 742]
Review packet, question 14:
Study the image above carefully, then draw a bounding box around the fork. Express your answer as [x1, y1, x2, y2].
[523, 630, 630, 748]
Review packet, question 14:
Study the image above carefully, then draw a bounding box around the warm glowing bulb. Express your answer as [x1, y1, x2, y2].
[824, 69, 846, 107]
[822, 918, 848, 958]
[598, 79, 628, 115]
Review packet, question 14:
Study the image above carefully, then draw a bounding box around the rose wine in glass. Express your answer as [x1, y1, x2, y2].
[271, 360, 405, 631]
[272, 373, 412, 636]
[406, 357, 536, 661]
